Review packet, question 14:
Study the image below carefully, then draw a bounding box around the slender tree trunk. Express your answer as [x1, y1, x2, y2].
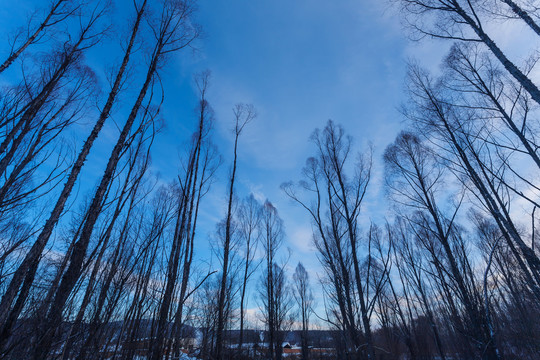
[500, 0, 540, 37]
[455, 4, 540, 106]
[334, 168, 376, 360]
[216, 118, 244, 360]
[0, 3, 145, 340]
[31, 25, 158, 360]
[149, 171, 192, 360]
[239, 247, 250, 353]
[152, 83, 208, 360]
[0, 0, 68, 73]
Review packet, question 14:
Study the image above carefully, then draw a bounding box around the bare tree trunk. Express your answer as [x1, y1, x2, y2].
[500, 0, 540, 37]
[69, 137, 150, 359]
[151, 72, 213, 360]
[31, 21, 162, 359]
[0, 0, 70, 73]
[215, 131, 239, 360]
[484, 238, 502, 360]
[293, 262, 312, 360]
[215, 104, 254, 360]
[0, 2, 145, 341]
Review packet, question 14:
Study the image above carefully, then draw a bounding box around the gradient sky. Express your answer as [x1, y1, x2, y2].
[152, 2, 537, 325]
[174, 1, 417, 321]
[0, 0, 439, 325]
[181, 0, 415, 279]
[3, 0, 535, 327]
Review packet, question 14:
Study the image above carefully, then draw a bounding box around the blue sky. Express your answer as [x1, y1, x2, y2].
[167, 1, 418, 322]
[181, 0, 412, 276]
[0, 0, 458, 325]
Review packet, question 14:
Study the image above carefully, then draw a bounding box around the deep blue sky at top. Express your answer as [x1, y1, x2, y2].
[0, 0, 448, 298]
[181, 0, 416, 267]
[162, 0, 415, 273]
[1, 0, 538, 325]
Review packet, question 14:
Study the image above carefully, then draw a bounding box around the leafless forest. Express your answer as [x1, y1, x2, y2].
[0, 0, 540, 359]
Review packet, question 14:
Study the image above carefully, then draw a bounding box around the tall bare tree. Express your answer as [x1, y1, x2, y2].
[237, 194, 262, 353]
[151, 71, 218, 360]
[259, 201, 292, 360]
[398, 0, 540, 106]
[215, 103, 255, 360]
[385, 130, 500, 359]
[0, 0, 78, 73]
[283, 120, 376, 360]
[293, 262, 313, 360]
[0, 0, 114, 345]
[30, 1, 200, 357]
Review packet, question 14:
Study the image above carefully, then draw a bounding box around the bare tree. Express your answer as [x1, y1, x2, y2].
[406, 65, 540, 298]
[283, 120, 376, 360]
[215, 103, 255, 360]
[29, 1, 200, 357]
[398, 0, 540, 106]
[0, 0, 78, 73]
[151, 70, 218, 360]
[384, 130, 500, 359]
[0, 0, 114, 345]
[237, 194, 263, 353]
[259, 201, 292, 360]
[293, 262, 313, 360]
